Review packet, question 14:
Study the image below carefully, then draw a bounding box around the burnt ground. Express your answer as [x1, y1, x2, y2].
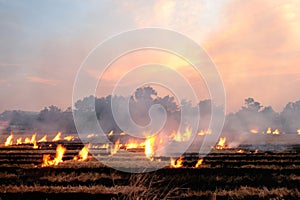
[0, 143, 299, 200]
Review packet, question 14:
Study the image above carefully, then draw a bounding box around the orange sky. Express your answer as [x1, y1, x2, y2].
[0, 0, 299, 112]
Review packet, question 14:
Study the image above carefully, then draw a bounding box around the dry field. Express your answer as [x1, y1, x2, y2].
[0, 140, 299, 200]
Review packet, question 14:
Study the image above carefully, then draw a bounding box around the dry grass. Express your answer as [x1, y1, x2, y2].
[186, 186, 300, 199]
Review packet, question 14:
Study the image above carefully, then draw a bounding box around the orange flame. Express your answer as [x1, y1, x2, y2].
[16, 137, 22, 145]
[266, 127, 272, 134]
[125, 140, 140, 149]
[173, 127, 192, 142]
[250, 129, 258, 134]
[52, 132, 61, 141]
[108, 130, 113, 136]
[198, 129, 212, 136]
[272, 129, 280, 135]
[110, 140, 120, 155]
[120, 132, 126, 136]
[145, 136, 155, 160]
[99, 143, 109, 149]
[170, 157, 183, 168]
[4, 134, 13, 146]
[194, 158, 203, 168]
[33, 141, 38, 149]
[298, 129, 300, 135]
[64, 135, 74, 141]
[87, 133, 96, 138]
[237, 149, 244, 153]
[216, 137, 226, 149]
[74, 144, 90, 161]
[30, 133, 37, 144]
[42, 144, 66, 167]
[24, 137, 31, 144]
[38, 135, 47, 142]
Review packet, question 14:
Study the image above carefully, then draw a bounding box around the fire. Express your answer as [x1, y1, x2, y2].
[194, 158, 203, 168]
[52, 132, 62, 141]
[170, 157, 183, 168]
[24, 137, 31, 143]
[125, 140, 140, 149]
[110, 140, 121, 155]
[298, 129, 300, 135]
[38, 135, 47, 142]
[216, 137, 226, 149]
[237, 149, 244, 153]
[74, 144, 90, 161]
[33, 141, 38, 149]
[250, 129, 258, 134]
[183, 127, 192, 140]
[198, 129, 212, 136]
[145, 136, 155, 160]
[173, 131, 182, 142]
[99, 143, 109, 148]
[120, 132, 126, 136]
[108, 130, 113, 136]
[42, 144, 66, 167]
[16, 137, 22, 145]
[266, 127, 272, 134]
[272, 129, 280, 135]
[64, 136, 74, 141]
[4, 134, 13, 146]
[172, 127, 192, 142]
[87, 133, 96, 138]
[30, 133, 37, 144]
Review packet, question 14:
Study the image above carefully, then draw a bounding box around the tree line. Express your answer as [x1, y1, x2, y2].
[1, 87, 299, 134]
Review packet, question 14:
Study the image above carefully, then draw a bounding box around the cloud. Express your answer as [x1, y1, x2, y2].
[26, 76, 60, 86]
[199, 0, 300, 111]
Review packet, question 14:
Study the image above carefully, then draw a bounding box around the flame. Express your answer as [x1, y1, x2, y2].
[170, 157, 183, 168]
[237, 149, 244, 153]
[145, 136, 155, 160]
[30, 133, 37, 144]
[4, 134, 13, 146]
[110, 140, 120, 155]
[87, 133, 96, 138]
[42, 144, 66, 167]
[194, 158, 203, 168]
[198, 129, 212, 136]
[266, 127, 272, 134]
[29, 133, 38, 149]
[108, 130, 113, 136]
[125, 140, 140, 149]
[38, 135, 47, 142]
[174, 131, 182, 142]
[250, 129, 258, 134]
[24, 137, 31, 143]
[216, 137, 226, 149]
[272, 129, 280, 135]
[298, 129, 300, 135]
[16, 137, 22, 145]
[33, 141, 38, 149]
[42, 154, 51, 167]
[120, 132, 126, 136]
[74, 144, 90, 161]
[183, 127, 192, 141]
[98, 143, 109, 149]
[64, 135, 74, 141]
[173, 127, 192, 142]
[52, 132, 62, 141]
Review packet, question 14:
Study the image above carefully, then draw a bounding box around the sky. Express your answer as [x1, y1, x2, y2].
[0, 0, 299, 113]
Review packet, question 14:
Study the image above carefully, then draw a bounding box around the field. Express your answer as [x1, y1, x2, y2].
[0, 137, 299, 200]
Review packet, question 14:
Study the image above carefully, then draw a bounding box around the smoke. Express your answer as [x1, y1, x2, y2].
[1, 87, 300, 148]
